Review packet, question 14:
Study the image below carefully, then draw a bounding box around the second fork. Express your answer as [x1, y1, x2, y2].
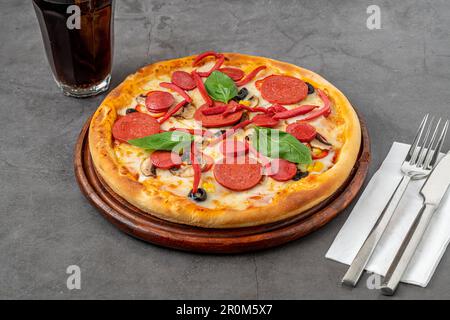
[341, 114, 448, 287]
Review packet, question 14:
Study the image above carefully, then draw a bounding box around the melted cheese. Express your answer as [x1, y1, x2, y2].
[114, 61, 343, 210]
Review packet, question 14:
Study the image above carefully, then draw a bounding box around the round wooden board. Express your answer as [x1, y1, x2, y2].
[74, 113, 370, 254]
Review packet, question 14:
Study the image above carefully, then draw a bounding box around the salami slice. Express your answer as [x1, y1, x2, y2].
[218, 67, 245, 81]
[219, 139, 249, 156]
[286, 122, 317, 142]
[268, 159, 297, 181]
[214, 160, 262, 191]
[260, 75, 308, 104]
[171, 71, 196, 90]
[145, 91, 175, 112]
[150, 151, 182, 169]
[251, 114, 279, 128]
[112, 112, 161, 142]
[194, 103, 244, 128]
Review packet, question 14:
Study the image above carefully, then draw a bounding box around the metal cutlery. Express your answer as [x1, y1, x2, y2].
[342, 115, 448, 287]
[381, 149, 450, 295]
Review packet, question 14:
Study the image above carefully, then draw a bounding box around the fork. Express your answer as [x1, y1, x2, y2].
[342, 114, 448, 287]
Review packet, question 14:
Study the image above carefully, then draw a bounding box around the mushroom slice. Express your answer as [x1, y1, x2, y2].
[310, 139, 332, 150]
[315, 132, 332, 146]
[174, 103, 196, 119]
[140, 157, 157, 177]
[239, 112, 250, 123]
[201, 138, 212, 149]
[135, 94, 146, 105]
[170, 164, 194, 177]
[169, 154, 213, 177]
[246, 96, 259, 108]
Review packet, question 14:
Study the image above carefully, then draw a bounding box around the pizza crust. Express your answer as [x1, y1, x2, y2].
[89, 53, 361, 228]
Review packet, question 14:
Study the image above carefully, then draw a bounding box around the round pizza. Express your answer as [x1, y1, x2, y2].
[89, 52, 361, 228]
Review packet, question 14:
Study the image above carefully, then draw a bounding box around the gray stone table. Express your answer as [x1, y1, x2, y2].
[1, 0, 450, 299]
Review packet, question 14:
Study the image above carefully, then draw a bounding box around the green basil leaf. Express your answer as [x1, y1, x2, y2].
[128, 131, 193, 151]
[204, 70, 238, 103]
[252, 127, 312, 165]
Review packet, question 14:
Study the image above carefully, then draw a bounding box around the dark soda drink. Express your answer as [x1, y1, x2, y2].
[32, 0, 114, 97]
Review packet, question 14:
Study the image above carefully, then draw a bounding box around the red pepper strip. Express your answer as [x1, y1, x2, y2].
[169, 127, 214, 137]
[157, 100, 187, 124]
[245, 140, 272, 167]
[239, 106, 270, 114]
[267, 104, 287, 114]
[201, 104, 227, 115]
[192, 71, 213, 107]
[235, 66, 267, 87]
[190, 142, 201, 193]
[222, 101, 241, 116]
[301, 89, 332, 121]
[192, 51, 219, 67]
[211, 120, 253, 146]
[197, 54, 225, 77]
[230, 119, 253, 133]
[272, 105, 318, 120]
[312, 149, 329, 160]
[160, 82, 192, 103]
[250, 107, 270, 113]
[223, 101, 269, 117]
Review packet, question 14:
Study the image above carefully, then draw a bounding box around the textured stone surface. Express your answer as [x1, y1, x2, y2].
[1, 0, 450, 299]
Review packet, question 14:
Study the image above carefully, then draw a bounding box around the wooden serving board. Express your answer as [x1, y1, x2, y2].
[74, 114, 370, 253]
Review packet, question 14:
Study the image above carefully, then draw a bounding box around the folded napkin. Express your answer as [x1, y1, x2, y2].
[326, 142, 450, 287]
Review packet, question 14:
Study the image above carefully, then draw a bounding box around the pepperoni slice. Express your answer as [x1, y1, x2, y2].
[219, 139, 249, 157]
[251, 114, 279, 128]
[260, 75, 308, 104]
[214, 160, 262, 191]
[145, 91, 175, 112]
[286, 122, 317, 142]
[268, 159, 297, 181]
[150, 151, 182, 169]
[171, 71, 196, 90]
[112, 112, 161, 142]
[194, 103, 244, 128]
[218, 67, 245, 81]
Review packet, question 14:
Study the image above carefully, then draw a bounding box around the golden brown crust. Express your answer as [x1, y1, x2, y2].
[89, 53, 361, 228]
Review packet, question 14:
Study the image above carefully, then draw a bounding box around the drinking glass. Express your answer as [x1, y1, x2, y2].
[32, 0, 115, 98]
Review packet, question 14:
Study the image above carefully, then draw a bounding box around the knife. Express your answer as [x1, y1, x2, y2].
[380, 151, 450, 295]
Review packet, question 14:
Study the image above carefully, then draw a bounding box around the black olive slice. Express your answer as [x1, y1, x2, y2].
[292, 169, 309, 181]
[188, 188, 207, 202]
[306, 82, 315, 95]
[232, 88, 249, 101]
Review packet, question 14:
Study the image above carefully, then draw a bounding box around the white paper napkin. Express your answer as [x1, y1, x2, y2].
[326, 142, 450, 287]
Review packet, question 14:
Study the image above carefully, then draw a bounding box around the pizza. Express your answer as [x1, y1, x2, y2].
[89, 52, 361, 228]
